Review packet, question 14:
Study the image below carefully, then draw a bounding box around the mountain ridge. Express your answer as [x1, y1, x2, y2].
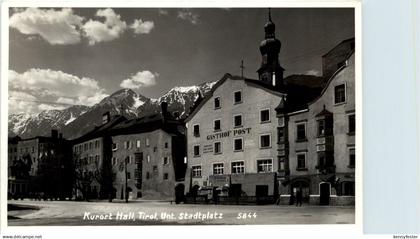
[9, 81, 217, 140]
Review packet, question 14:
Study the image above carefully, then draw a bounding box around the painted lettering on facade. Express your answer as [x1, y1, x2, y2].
[206, 127, 251, 140]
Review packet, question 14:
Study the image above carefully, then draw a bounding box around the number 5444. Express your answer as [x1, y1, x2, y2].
[237, 212, 257, 219]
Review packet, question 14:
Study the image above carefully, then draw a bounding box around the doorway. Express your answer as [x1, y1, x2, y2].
[291, 180, 310, 203]
[319, 182, 330, 205]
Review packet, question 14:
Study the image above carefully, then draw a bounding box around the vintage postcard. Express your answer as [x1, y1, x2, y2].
[1, 1, 362, 238]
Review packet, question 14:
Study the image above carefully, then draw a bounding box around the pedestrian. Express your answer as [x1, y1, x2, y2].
[296, 189, 303, 207]
[289, 193, 295, 205]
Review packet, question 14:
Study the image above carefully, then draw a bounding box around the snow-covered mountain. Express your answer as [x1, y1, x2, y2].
[8, 81, 217, 139]
[8, 105, 90, 138]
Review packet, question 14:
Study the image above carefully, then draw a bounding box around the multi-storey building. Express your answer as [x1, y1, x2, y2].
[184, 11, 355, 205]
[108, 102, 186, 200]
[278, 39, 355, 205]
[72, 113, 126, 200]
[185, 73, 285, 202]
[8, 130, 73, 199]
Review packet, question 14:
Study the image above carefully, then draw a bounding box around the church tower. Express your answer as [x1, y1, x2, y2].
[257, 9, 285, 88]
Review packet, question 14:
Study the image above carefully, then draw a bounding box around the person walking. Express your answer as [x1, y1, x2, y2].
[296, 189, 303, 207]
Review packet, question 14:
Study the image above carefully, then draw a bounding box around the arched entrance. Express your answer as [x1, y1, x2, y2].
[175, 184, 185, 204]
[291, 179, 310, 204]
[320, 182, 330, 205]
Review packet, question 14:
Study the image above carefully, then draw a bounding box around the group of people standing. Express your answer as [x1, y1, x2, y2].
[289, 188, 304, 206]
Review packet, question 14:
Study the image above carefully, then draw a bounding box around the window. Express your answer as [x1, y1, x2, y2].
[257, 159, 273, 173]
[164, 142, 168, 148]
[163, 173, 169, 180]
[214, 97, 221, 109]
[318, 119, 325, 136]
[297, 153, 306, 169]
[146, 138, 150, 147]
[192, 166, 202, 177]
[153, 165, 158, 173]
[163, 157, 169, 165]
[146, 172, 150, 179]
[84, 143, 87, 151]
[334, 84, 346, 104]
[233, 138, 243, 151]
[154, 147, 157, 152]
[348, 114, 355, 134]
[112, 143, 118, 151]
[214, 119, 221, 131]
[127, 172, 131, 179]
[234, 115, 242, 127]
[260, 109, 270, 123]
[147, 155, 150, 163]
[234, 91, 242, 104]
[231, 161, 245, 174]
[193, 124, 200, 137]
[136, 140, 141, 148]
[112, 157, 117, 165]
[296, 123, 307, 141]
[95, 155, 100, 164]
[213, 163, 224, 175]
[89, 142, 93, 149]
[214, 142, 222, 154]
[124, 141, 131, 149]
[349, 148, 355, 168]
[260, 134, 271, 148]
[278, 157, 285, 171]
[277, 127, 285, 143]
[127, 155, 133, 164]
[193, 145, 200, 157]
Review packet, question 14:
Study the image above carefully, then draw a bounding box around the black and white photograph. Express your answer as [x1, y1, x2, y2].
[4, 5, 357, 227]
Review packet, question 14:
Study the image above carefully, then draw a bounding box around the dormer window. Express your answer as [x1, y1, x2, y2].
[234, 91, 242, 104]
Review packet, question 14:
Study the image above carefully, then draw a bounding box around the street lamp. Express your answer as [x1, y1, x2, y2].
[125, 156, 129, 203]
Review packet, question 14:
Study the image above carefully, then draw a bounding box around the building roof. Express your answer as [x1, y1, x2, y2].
[184, 73, 287, 122]
[322, 37, 355, 58]
[8, 136, 21, 144]
[108, 112, 184, 137]
[72, 115, 127, 144]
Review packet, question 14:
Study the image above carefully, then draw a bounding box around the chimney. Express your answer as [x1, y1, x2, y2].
[51, 130, 58, 139]
[102, 112, 111, 124]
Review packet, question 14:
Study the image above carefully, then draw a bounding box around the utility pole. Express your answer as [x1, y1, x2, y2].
[125, 156, 128, 203]
[240, 60, 245, 78]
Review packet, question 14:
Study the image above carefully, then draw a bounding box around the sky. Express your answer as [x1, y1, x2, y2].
[8, 7, 354, 115]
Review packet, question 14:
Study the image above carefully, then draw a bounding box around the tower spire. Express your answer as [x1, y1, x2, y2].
[257, 8, 284, 88]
